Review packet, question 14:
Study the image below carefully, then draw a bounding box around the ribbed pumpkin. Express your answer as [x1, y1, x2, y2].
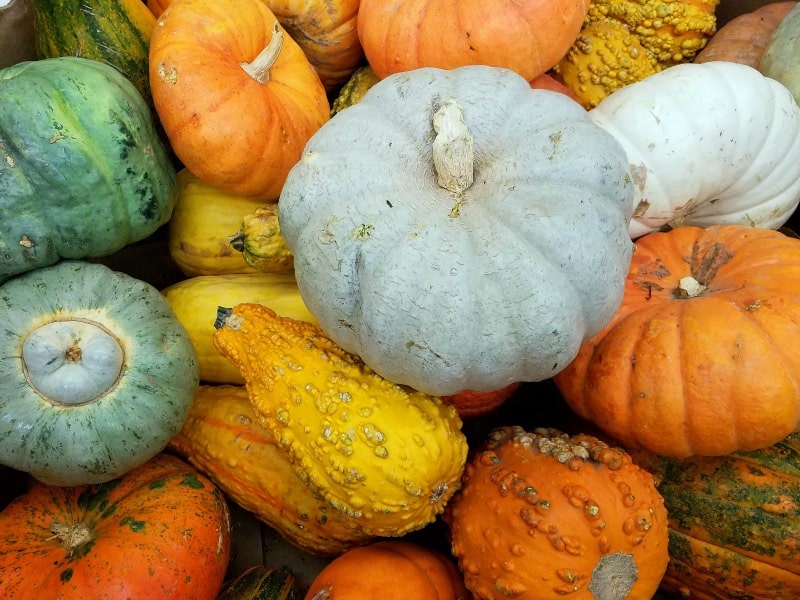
[445, 426, 669, 599]
[0, 453, 231, 599]
[356, 0, 591, 81]
[149, 0, 329, 200]
[554, 225, 800, 458]
[632, 433, 800, 599]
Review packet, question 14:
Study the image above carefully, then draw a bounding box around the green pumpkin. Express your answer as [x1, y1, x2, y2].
[0, 56, 177, 283]
[0, 261, 199, 486]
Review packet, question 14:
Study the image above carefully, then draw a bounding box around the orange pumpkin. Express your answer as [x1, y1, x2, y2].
[356, 0, 591, 81]
[304, 540, 470, 600]
[554, 225, 800, 458]
[0, 453, 231, 599]
[149, 0, 330, 200]
[445, 426, 669, 600]
[147, 0, 363, 90]
[442, 382, 522, 418]
[694, 1, 797, 67]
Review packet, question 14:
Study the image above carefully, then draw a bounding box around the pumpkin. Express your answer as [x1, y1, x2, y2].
[304, 540, 469, 600]
[213, 303, 469, 537]
[147, 0, 363, 91]
[356, 0, 591, 81]
[0, 261, 198, 486]
[632, 432, 800, 599]
[554, 225, 800, 458]
[445, 426, 669, 600]
[761, 1, 800, 105]
[168, 385, 375, 555]
[218, 565, 300, 600]
[0, 56, 177, 282]
[694, 1, 797, 67]
[0, 0, 36, 68]
[553, 0, 719, 108]
[168, 168, 264, 277]
[0, 453, 231, 599]
[149, 0, 330, 201]
[442, 382, 523, 419]
[589, 61, 800, 238]
[228, 203, 294, 273]
[162, 272, 316, 384]
[278, 65, 635, 396]
[31, 0, 156, 107]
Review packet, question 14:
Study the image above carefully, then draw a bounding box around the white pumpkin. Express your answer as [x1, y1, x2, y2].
[278, 65, 634, 396]
[589, 61, 800, 238]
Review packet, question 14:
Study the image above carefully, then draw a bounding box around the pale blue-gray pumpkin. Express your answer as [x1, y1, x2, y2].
[0, 261, 198, 486]
[278, 65, 635, 396]
[0, 56, 177, 283]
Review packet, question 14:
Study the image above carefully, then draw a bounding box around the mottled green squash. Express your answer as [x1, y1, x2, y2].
[217, 566, 300, 600]
[633, 433, 800, 599]
[31, 0, 156, 105]
[0, 56, 177, 282]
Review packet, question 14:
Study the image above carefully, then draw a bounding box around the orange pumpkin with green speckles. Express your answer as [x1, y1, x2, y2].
[632, 432, 800, 600]
[445, 426, 669, 600]
[0, 453, 231, 599]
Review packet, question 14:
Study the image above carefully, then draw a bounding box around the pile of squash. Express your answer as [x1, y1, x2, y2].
[1, 0, 800, 598]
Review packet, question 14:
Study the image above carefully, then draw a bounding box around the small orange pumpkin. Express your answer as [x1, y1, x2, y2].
[356, 0, 591, 81]
[149, 0, 329, 200]
[147, 0, 363, 90]
[554, 225, 800, 458]
[0, 453, 231, 599]
[442, 382, 522, 418]
[304, 540, 470, 600]
[445, 426, 669, 600]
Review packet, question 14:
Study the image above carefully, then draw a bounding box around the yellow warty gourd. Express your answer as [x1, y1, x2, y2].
[554, 0, 719, 108]
[212, 303, 469, 537]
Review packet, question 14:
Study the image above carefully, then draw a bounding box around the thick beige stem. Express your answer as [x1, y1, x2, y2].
[241, 22, 284, 84]
[676, 276, 706, 298]
[432, 100, 474, 194]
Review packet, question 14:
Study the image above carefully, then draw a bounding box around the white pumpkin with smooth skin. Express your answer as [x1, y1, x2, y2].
[279, 65, 634, 396]
[589, 61, 800, 238]
[0, 260, 199, 486]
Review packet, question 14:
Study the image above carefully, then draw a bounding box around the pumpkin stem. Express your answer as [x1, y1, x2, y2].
[241, 22, 283, 85]
[49, 520, 93, 556]
[675, 276, 706, 299]
[432, 100, 474, 196]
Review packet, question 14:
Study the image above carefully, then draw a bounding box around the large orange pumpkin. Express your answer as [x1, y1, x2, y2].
[0, 453, 231, 599]
[149, 0, 330, 200]
[356, 0, 591, 81]
[554, 225, 800, 458]
[445, 426, 669, 599]
[304, 540, 470, 600]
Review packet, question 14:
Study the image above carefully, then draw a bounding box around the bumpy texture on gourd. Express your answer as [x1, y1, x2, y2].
[230, 204, 294, 273]
[169, 385, 375, 555]
[590, 61, 800, 238]
[555, 0, 719, 107]
[446, 426, 669, 600]
[279, 65, 635, 396]
[213, 303, 469, 537]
